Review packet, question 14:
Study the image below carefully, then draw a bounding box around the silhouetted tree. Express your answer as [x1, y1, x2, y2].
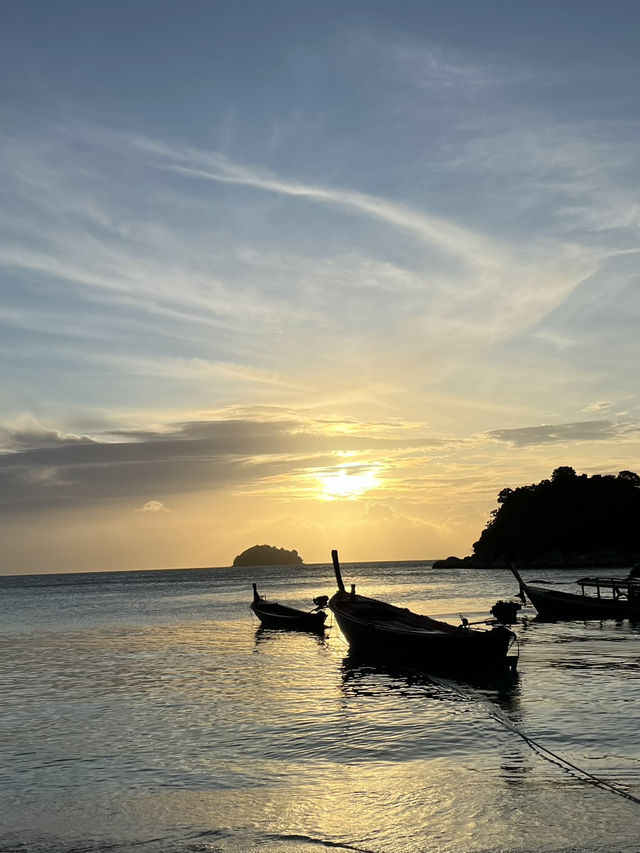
[472, 467, 640, 565]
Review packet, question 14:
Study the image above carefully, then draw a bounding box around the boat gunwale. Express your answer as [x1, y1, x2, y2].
[251, 599, 325, 619]
[329, 590, 494, 638]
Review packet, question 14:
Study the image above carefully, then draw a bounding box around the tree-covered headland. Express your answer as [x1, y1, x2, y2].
[439, 467, 640, 567]
[233, 544, 304, 567]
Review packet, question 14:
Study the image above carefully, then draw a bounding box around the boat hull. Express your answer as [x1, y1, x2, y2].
[250, 601, 326, 632]
[329, 591, 516, 673]
[523, 583, 640, 620]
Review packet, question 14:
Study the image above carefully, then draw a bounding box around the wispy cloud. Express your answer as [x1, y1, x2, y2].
[135, 500, 169, 513]
[388, 41, 498, 92]
[582, 401, 614, 413]
[165, 159, 502, 268]
[0, 119, 614, 376]
[487, 420, 636, 447]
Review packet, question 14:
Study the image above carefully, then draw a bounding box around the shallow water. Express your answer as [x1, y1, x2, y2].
[1, 561, 639, 852]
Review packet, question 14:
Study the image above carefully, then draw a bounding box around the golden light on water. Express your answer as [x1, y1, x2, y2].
[315, 465, 381, 500]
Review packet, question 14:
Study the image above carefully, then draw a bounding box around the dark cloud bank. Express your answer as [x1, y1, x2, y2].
[0, 418, 427, 513]
[488, 420, 638, 446]
[0, 417, 634, 514]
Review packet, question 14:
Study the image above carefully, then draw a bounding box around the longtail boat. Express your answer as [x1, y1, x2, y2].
[328, 551, 518, 673]
[250, 583, 328, 631]
[509, 564, 640, 620]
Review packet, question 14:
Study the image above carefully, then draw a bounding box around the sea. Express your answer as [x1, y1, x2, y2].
[1, 560, 639, 853]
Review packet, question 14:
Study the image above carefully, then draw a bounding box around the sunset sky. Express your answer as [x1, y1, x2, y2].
[2, 0, 640, 573]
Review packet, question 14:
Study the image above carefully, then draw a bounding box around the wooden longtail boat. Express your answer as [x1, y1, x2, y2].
[328, 551, 518, 672]
[509, 565, 640, 620]
[250, 583, 328, 631]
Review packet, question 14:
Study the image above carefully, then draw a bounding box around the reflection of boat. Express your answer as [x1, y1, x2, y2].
[250, 583, 328, 631]
[329, 551, 518, 673]
[340, 651, 519, 703]
[253, 624, 327, 651]
[510, 564, 640, 620]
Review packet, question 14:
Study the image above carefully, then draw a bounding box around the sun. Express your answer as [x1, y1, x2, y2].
[315, 465, 380, 500]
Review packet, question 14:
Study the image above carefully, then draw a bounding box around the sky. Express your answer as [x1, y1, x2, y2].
[2, 0, 640, 573]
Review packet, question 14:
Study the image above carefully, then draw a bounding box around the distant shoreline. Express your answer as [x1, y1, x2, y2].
[0, 558, 636, 579]
[433, 556, 636, 570]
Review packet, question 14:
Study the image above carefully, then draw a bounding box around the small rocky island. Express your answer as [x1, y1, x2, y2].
[233, 544, 304, 567]
[434, 466, 640, 568]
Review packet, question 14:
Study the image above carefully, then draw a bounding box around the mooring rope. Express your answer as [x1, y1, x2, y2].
[323, 604, 640, 807]
[430, 674, 640, 807]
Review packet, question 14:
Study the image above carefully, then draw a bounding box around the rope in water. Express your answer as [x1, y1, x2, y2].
[323, 596, 639, 806]
[430, 673, 640, 807]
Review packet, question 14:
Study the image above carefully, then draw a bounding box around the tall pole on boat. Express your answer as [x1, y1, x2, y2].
[509, 564, 528, 605]
[331, 549, 345, 592]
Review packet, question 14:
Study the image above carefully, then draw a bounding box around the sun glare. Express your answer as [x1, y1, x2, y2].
[316, 466, 380, 500]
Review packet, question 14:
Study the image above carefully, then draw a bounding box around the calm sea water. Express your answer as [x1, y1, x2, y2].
[1, 561, 640, 853]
